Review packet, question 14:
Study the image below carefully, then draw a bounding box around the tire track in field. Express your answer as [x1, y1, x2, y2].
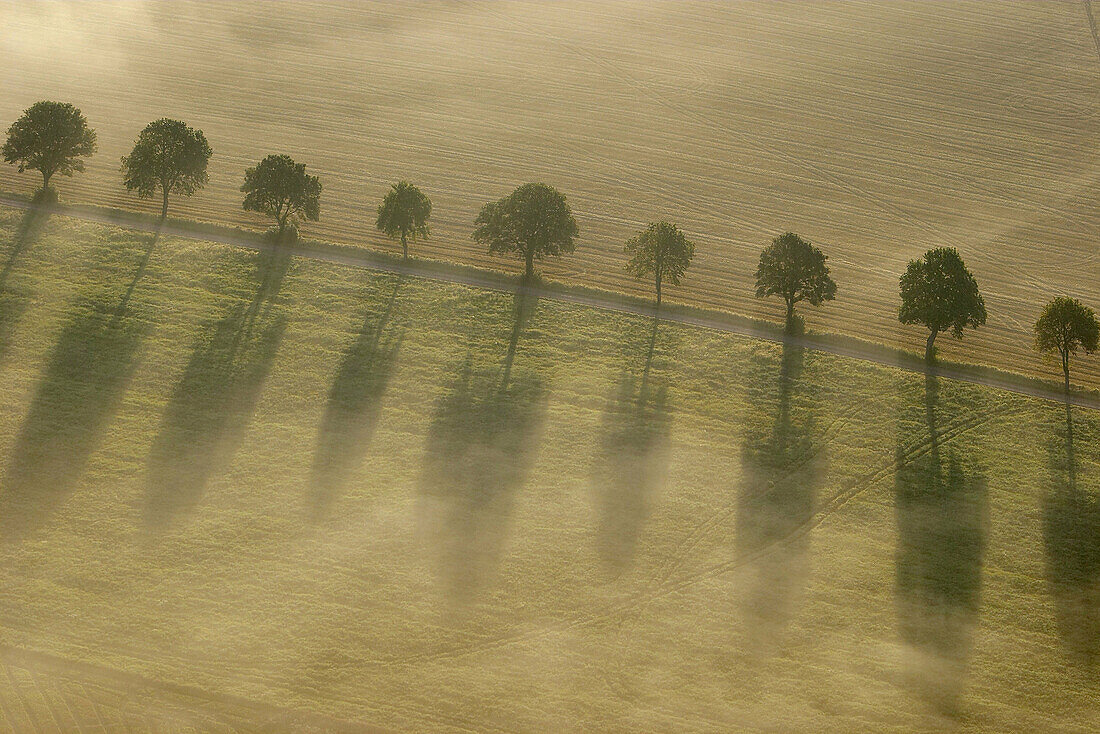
[646, 396, 861, 591]
[365, 394, 1024, 669]
[1085, 0, 1100, 64]
[611, 395, 1026, 625]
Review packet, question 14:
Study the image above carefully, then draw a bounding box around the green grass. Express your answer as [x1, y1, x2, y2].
[9, 190, 1097, 412]
[0, 208, 1097, 731]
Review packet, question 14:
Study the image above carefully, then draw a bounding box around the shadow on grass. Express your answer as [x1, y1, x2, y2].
[591, 316, 672, 577]
[0, 230, 156, 541]
[0, 202, 54, 366]
[1042, 401, 1100, 666]
[894, 374, 987, 717]
[143, 250, 289, 528]
[417, 287, 548, 603]
[736, 338, 822, 656]
[308, 276, 404, 520]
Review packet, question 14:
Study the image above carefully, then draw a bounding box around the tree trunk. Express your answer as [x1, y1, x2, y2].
[42, 169, 52, 191]
[160, 188, 170, 221]
[655, 272, 662, 306]
[524, 249, 534, 281]
[1063, 349, 1071, 393]
[401, 231, 408, 260]
[785, 297, 795, 324]
[925, 328, 939, 363]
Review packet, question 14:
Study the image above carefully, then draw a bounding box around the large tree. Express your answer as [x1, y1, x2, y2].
[241, 154, 321, 238]
[473, 183, 578, 281]
[624, 221, 695, 306]
[754, 232, 837, 329]
[2, 101, 97, 191]
[899, 247, 986, 362]
[1034, 296, 1099, 392]
[121, 118, 212, 220]
[376, 181, 431, 260]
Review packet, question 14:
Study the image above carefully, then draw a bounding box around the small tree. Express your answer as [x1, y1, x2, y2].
[2, 101, 97, 191]
[754, 232, 837, 328]
[473, 183, 578, 281]
[624, 221, 695, 306]
[122, 118, 212, 220]
[899, 247, 986, 362]
[241, 154, 321, 238]
[376, 181, 431, 260]
[1035, 296, 1099, 392]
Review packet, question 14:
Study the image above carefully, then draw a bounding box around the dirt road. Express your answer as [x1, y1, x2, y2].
[3, 195, 1096, 412]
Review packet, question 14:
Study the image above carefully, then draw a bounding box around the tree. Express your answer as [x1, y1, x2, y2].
[121, 118, 212, 220]
[899, 247, 986, 362]
[1034, 296, 1099, 392]
[241, 154, 321, 238]
[2, 101, 97, 191]
[473, 183, 578, 281]
[376, 181, 431, 260]
[754, 232, 837, 329]
[624, 221, 695, 306]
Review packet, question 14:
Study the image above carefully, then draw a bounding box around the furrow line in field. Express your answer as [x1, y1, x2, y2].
[0, 643, 391, 734]
[472, 4, 1064, 320]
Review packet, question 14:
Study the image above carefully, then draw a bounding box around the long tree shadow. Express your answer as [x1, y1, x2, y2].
[308, 276, 404, 520]
[0, 231, 157, 541]
[894, 374, 987, 717]
[1042, 401, 1100, 666]
[736, 338, 822, 656]
[143, 250, 289, 528]
[591, 316, 673, 577]
[0, 202, 54, 366]
[416, 287, 549, 603]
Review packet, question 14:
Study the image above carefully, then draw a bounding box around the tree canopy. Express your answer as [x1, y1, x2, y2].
[122, 118, 212, 219]
[899, 247, 986, 361]
[376, 181, 431, 260]
[2, 101, 97, 190]
[241, 154, 321, 238]
[473, 183, 578, 280]
[624, 221, 695, 305]
[1034, 296, 1099, 391]
[754, 232, 837, 328]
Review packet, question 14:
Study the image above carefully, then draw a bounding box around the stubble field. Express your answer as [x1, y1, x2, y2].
[0, 205, 1097, 730]
[2, 1, 1100, 388]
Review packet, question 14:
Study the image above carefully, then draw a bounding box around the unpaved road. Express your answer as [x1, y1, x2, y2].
[3, 195, 1097, 413]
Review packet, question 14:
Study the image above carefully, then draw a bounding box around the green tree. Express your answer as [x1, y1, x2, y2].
[473, 183, 578, 281]
[376, 181, 431, 260]
[1034, 296, 1099, 392]
[241, 154, 321, 238]
[2, 101, 97, 191]
[121, 118, 212, 220]
[899, 247, 986, 362]
[624, 221, 695, 306]
[754, 232, 837, 329]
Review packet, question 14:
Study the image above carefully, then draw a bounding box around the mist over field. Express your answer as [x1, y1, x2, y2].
[2, 2, 1100, 732]
[3, 0, 1100, 385]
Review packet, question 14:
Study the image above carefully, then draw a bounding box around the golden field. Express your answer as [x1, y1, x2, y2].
[0, 207, 1097, 731]
[2, 1, 1100, 388]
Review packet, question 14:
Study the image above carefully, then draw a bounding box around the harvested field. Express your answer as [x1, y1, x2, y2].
[2, 1, 1100, 387]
